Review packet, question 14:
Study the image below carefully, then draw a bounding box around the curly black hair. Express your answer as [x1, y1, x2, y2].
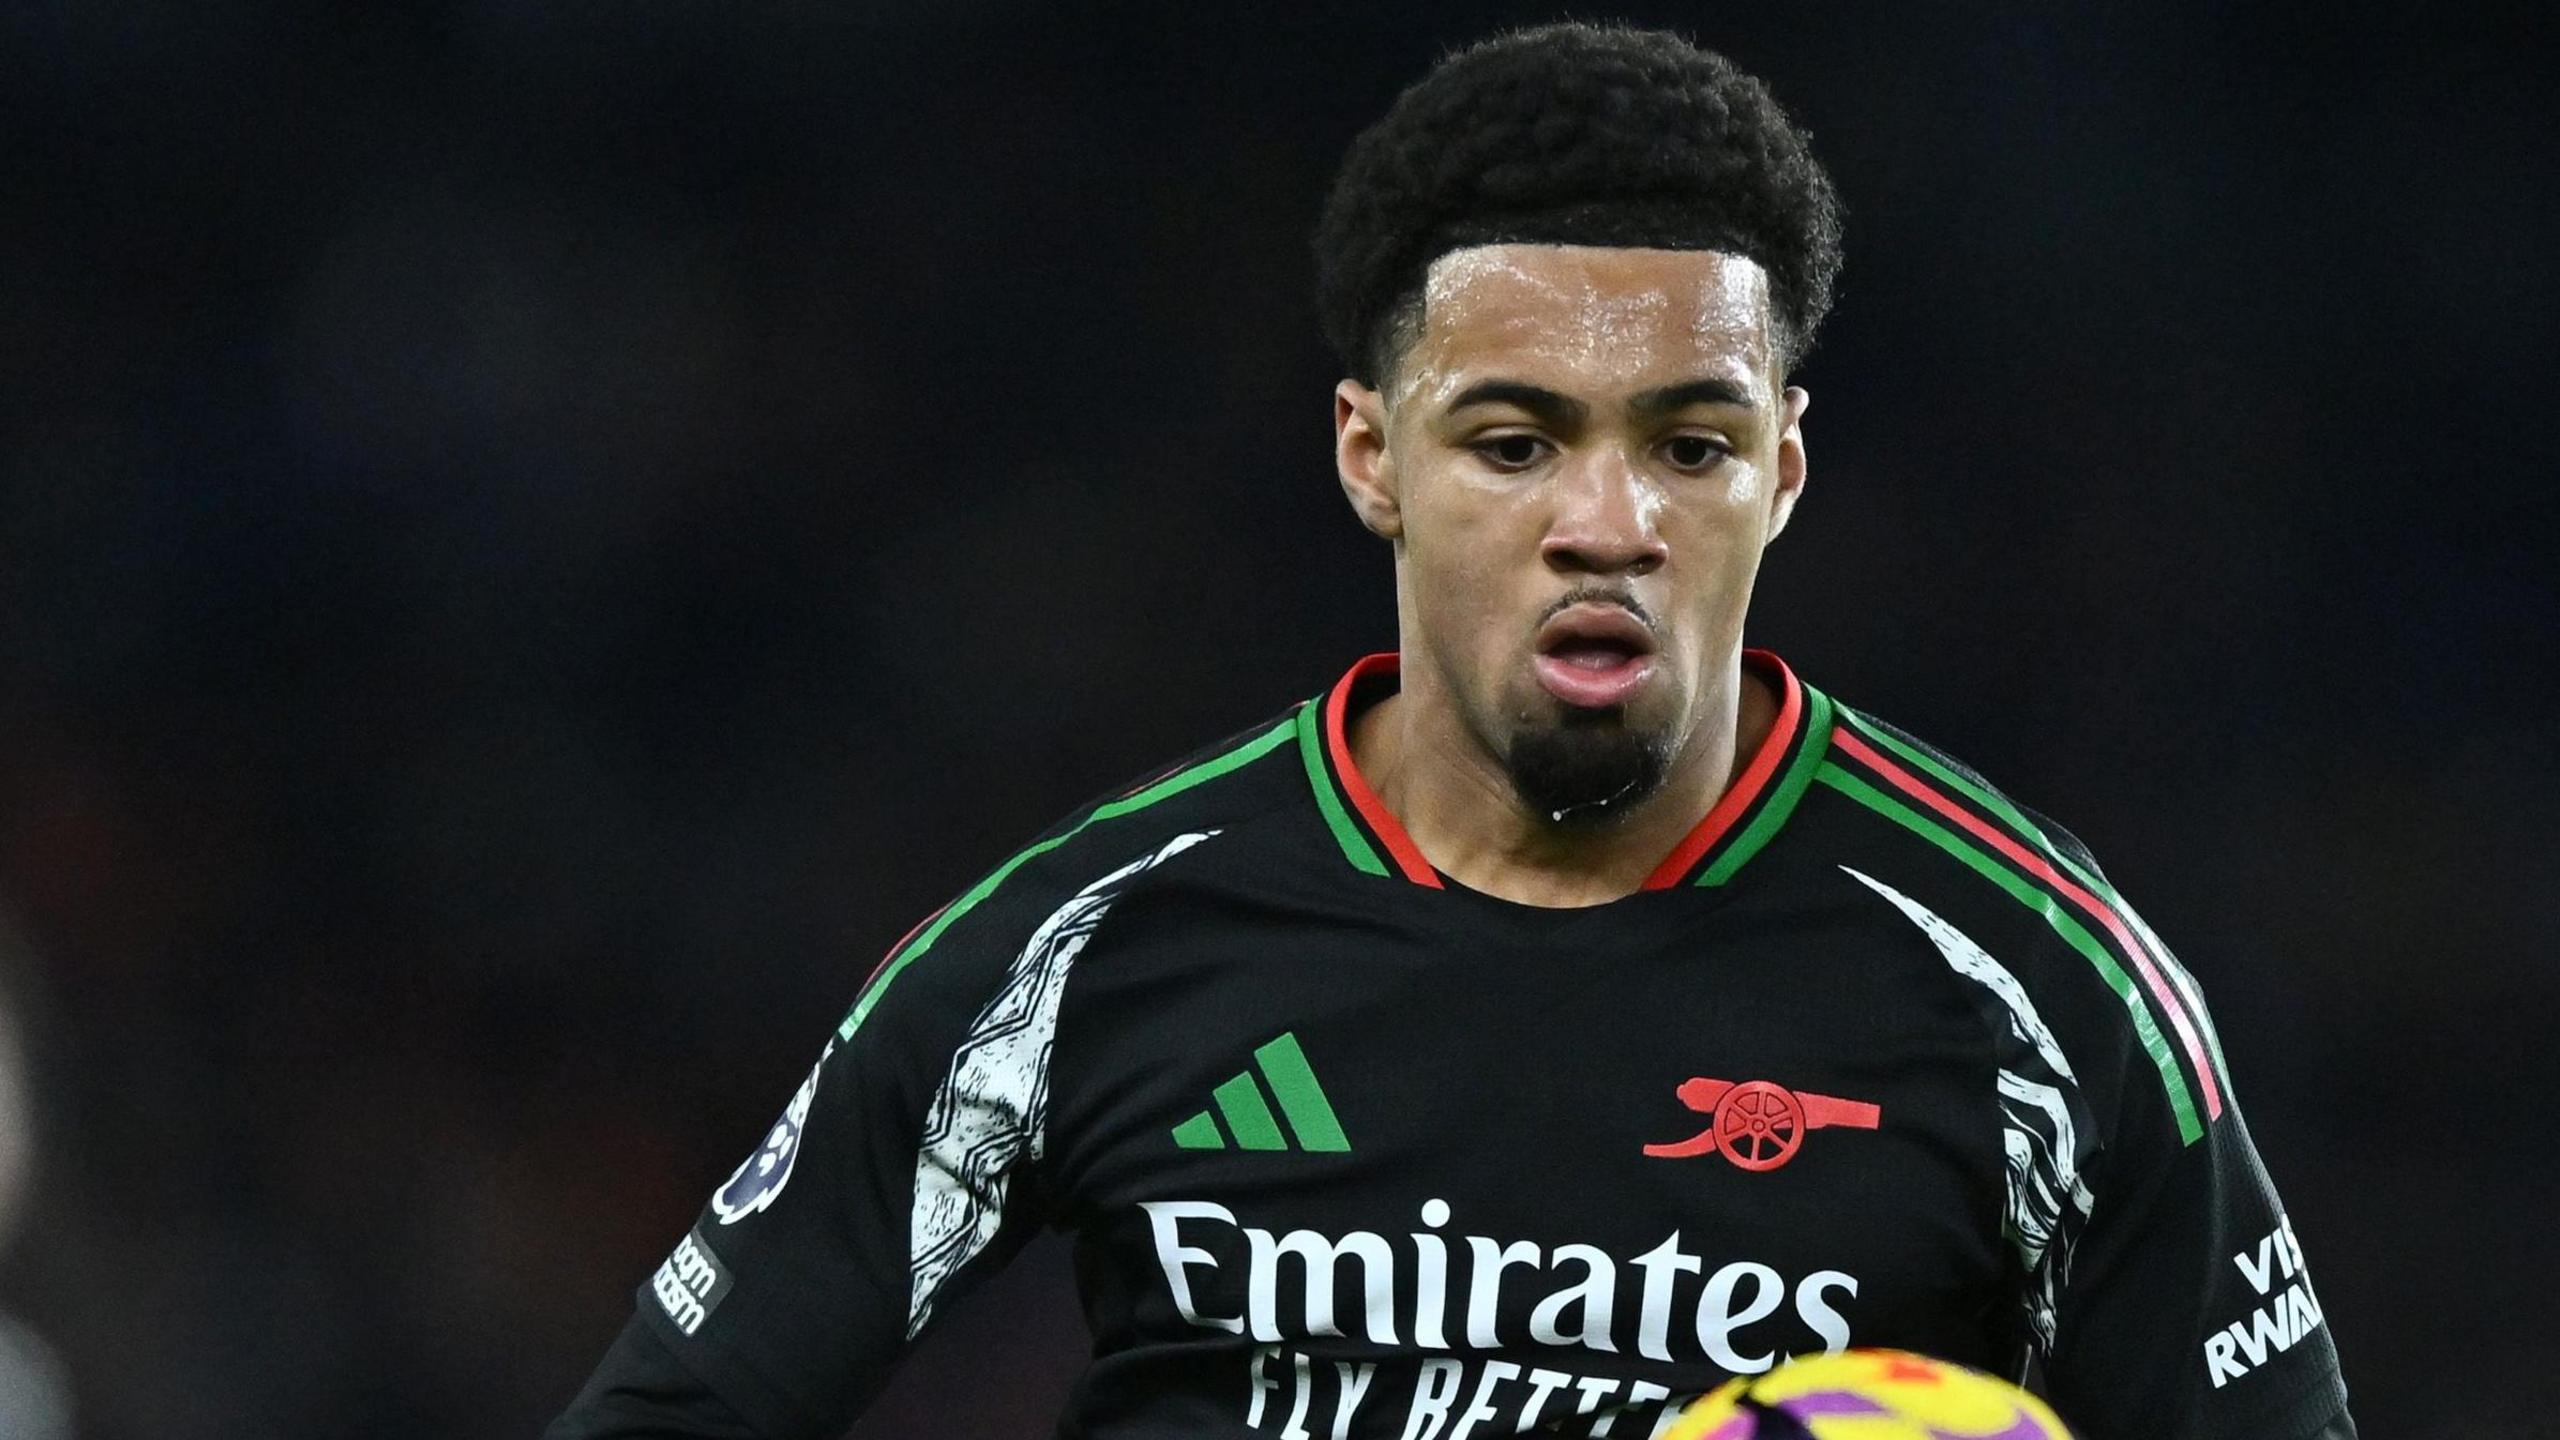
[1314, 22, 1843, 389]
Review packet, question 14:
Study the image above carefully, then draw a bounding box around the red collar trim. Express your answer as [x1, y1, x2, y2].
[1323, 653, 1443, 887]
[1635, 650, 1803, 889]
[1320, 649, 1805, 891]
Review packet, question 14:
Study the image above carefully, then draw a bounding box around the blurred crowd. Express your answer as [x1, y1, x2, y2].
[2, 4, 2554, 1436]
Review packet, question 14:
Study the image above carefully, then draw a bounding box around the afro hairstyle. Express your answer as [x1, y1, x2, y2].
[1314, 22, 1844, 389]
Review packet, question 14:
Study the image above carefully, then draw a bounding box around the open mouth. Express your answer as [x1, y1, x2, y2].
[1545, 633, 1646, 670]
[1532, 604, 1659, 709]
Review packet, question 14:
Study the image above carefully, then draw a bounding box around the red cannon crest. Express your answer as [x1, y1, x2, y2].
[1643, 1076, 1881, 1172]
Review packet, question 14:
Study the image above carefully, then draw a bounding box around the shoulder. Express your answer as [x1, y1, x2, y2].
[986, 700, 1314, 914]
[1802, 690, 2114, 911]
[835, 699, 1313, 1040]
[1802, 692, 2229, 1145]
[1802, 693, 2118, 1013]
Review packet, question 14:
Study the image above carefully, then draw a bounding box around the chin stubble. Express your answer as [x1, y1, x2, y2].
[1504, 710, 1674, 828]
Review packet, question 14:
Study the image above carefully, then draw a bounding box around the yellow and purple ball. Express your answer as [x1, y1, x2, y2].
[1661, 1349, 2076, 1440]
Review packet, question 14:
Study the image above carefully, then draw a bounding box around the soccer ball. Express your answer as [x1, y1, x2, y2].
[1660, 1349, 2076, 1440]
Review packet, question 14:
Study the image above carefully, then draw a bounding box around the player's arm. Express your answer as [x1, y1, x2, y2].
[2033, 857, 2355, 1440]
[546, 890, 1067, 1439]
[546, 1315, 765, 1439]
[2043, 1093, 2356, 1439]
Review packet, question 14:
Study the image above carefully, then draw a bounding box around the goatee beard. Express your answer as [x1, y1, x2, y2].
[1506, 710, 1672, 827]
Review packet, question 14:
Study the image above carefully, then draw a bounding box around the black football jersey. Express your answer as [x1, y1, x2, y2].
[551, 652, 2354, 1440]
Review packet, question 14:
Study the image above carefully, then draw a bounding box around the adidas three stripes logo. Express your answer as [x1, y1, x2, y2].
[1170, 1031, 1349, 1152]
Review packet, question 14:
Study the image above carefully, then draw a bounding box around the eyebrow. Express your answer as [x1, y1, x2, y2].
[1444, 380, 1587, 428]
[1442, 376, 1762, 425]
[1630, 377, 1761, 415]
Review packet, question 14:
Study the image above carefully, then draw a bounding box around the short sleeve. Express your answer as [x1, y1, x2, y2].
[552, 826, 1211, 1438]
[614, 906, 1058, 1437]
[2040, 944, 2355, 1440]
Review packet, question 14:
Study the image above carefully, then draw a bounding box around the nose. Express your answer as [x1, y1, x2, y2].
[1540, 449, 1668, 578]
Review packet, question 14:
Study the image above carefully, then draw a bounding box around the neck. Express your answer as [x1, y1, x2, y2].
[1350, 655, 1776, 907]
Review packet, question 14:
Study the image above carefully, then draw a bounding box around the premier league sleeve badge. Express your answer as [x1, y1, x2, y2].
[712, 1039, 835, 1224]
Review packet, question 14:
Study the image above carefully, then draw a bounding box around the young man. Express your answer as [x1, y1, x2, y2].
[552, 24, 2353, 1440]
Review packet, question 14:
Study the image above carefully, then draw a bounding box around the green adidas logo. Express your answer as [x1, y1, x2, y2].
[1170, 1031, 1349, 1152]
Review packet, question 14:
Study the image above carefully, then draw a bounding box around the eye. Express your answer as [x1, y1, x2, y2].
[1472, 434, 1549, 470]
[1662, 434, 1730, 471]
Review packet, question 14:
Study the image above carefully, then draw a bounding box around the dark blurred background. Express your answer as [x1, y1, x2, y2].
[3, 3, 2555, 1436]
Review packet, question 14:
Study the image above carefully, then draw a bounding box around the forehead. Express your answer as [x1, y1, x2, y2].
[1402, 244, 1774, 403]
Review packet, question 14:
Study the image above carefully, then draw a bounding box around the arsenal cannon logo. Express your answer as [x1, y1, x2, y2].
[1643, 1075, 1881, 1172]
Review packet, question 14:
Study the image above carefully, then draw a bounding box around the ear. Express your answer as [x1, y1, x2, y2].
[1334, 380, 1403, 541]
[1765, 384, 1811, 544]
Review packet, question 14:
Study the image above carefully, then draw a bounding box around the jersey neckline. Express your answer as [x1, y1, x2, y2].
[1293, 648, 1834, 892]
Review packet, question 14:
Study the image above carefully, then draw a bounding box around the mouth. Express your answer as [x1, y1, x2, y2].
[1531, 603, 1660, 710]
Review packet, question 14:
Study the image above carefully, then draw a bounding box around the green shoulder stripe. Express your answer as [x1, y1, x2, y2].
[838, 716, 1296, 1042]
[1840, 707, 2089, 881]
[1815, 760, 2206, 1144]
[1836, 706, 2232, 1086]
